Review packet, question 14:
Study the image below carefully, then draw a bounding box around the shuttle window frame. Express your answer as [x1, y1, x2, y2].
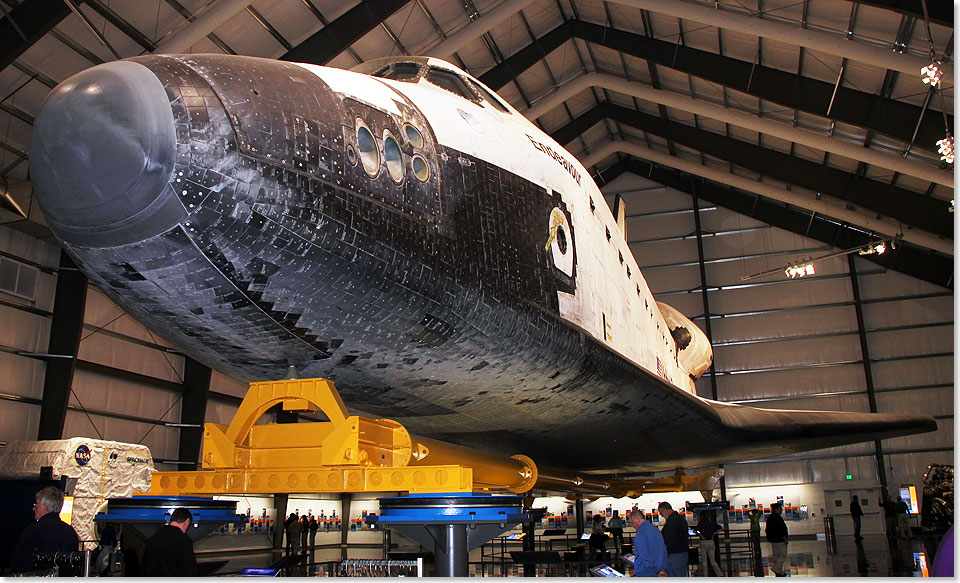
[468, 79, 510, 113]
[372, 62, 422, 82]
[426, 67, 480, 103]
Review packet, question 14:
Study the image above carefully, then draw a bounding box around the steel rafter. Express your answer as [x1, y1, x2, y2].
[478, 19, 953, 148]
[0, 0, 71, 73]
[281, 0, 410, 66]
[595, 157, 953, 289]
[856, 0, 952, 27]
[555, 102, 952, 237]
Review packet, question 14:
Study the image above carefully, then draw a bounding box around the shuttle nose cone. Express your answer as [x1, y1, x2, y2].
[30, 60, 183, 247]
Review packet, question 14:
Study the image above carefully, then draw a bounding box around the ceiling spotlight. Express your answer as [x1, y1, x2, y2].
[921, 63, 942, 86]
[937, 136, 954, 164]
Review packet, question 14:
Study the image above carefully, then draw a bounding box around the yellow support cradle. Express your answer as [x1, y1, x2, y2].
[147, 377, 474, 495]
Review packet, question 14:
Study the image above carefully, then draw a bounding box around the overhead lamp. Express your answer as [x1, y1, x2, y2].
[921, 62, 942, 86]
[858, 241, 886, 255]
[784, 263, 815, 279]
[936, 136, 954, 164]
[743, 237, 896, 282]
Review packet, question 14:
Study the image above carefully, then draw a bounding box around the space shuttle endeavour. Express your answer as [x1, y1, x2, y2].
[29, 54, 935, 475]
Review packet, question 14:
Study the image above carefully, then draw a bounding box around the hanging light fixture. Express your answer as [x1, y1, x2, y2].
[936, 135, 954, 164]
[784, 263, 815, 279]
[743, 238, 897, 282]
[921, 62, 943, 86]
[858, 241, 886, 255]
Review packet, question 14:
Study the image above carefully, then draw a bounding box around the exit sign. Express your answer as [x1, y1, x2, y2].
[845, 474, 853, 480]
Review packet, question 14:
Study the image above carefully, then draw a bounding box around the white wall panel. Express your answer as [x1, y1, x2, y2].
[724, 459, 808, 487]
[83, 287, 179, 349]
[714, 334, 863, 373]
[870, 356, 952, 389]
[632, 237, 699, 266]
[754, 394, 872, 415]
[211, 370, 248, 398]
[861, 296, 952, 329]
[884, 452, 953, 488]
[866, 327, 952, 359]
[882, 418, 953, 450]
[205, 401, 241, 426]
[0, 351, 45, 399]
[876, 387, 953, 417]
[0, 400, 41, 444]
[855, 259, 945, 300]
[713, 363, 864, 401]
[0, 306, 49, 353]
[77, 334, 184, 383]
[709, 277, 853, 315]
[708, 305, 858, 342]
[71, 369, 182, 423]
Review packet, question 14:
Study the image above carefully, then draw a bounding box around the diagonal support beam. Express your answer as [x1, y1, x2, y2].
[597, 157, 953, 289]
[0, 0, 72, 73]
[556, 102, 952, 237]
[280, 0, 410, 65]
[478, 19, 952, 148]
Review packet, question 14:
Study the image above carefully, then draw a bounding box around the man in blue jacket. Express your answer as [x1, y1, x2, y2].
[629, 510, 668, 577]
[11, 486, 79, 573]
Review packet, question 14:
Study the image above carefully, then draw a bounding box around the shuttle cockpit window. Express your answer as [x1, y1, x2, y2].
[425, 67, 479, 102]
[372, 61, 422, 82]
[468, 80, 510, 113]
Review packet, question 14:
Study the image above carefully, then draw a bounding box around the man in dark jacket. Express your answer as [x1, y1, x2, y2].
[765, 503, 789, 577]
[11, 486, 80, 573]
[141, 507, 197, 576]
[850, 495, 864, 540]
[657, 502, 689, 577]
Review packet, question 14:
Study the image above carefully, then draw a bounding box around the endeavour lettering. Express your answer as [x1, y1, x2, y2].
[526, 134, 582, 186]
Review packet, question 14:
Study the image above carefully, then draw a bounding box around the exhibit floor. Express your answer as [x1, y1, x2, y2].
[190, 529, 944, 576]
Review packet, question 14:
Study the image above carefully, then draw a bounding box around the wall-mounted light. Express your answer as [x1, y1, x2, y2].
[921, 62, 942, 86]
[936, 136, 954, 164]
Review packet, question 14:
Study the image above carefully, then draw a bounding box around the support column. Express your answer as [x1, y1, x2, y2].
[178, 357, 211, 470]
[522, 517, 536, 576]
[435, 524, 469, 577]
[273, 493, 288, 553]
[575, 495, 585, 538]
[848, 255, 888, 492]
[37, 251, 87, 440]
[340, 493, 352, 560]
[694, 185, 732, 576]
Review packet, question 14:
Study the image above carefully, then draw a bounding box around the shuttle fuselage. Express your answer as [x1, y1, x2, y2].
[29, 55, 935, 473]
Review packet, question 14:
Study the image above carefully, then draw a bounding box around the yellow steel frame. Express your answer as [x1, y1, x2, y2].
[147, 378, 473, 495]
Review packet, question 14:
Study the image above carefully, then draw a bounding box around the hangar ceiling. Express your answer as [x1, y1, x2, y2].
[0, 0, 953, 286]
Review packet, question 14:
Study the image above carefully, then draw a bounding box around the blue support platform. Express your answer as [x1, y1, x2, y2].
[95, 496, 240, 542]
[371, 493, 543, 577]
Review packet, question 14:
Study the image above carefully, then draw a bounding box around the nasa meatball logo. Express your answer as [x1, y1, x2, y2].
[74, 445, 91, 467]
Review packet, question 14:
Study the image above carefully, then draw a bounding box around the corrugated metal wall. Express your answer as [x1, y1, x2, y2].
[602, 172, 953, 490]
[0, 224, 246, 471]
